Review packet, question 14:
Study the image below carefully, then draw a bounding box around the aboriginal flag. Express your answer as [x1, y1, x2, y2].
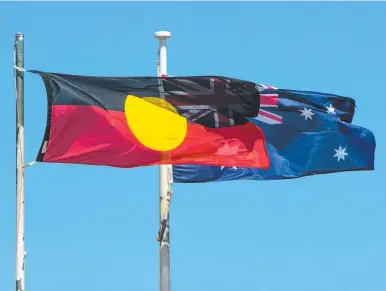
[31, 70, 269, 169]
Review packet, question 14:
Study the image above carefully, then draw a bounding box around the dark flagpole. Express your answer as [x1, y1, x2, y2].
[15, 32, 26, 291]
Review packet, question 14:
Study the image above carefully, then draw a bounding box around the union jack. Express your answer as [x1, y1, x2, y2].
[163, 77, 254, 128]
[254, 84, 283, 125]
[162, 76, 282, 128]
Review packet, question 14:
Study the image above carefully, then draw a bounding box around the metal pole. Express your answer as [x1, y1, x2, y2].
[15, 32, 26, 291]
[155, 30, 172, 291]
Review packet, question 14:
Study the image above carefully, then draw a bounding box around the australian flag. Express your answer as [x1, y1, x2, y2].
[172, 83, 376, 182]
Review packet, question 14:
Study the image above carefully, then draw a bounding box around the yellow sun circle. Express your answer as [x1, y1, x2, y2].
[124, 95, 188, 152]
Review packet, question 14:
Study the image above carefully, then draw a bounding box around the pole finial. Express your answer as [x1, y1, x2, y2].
[155, 31, 171, 39]
[15, 32, 24, 39]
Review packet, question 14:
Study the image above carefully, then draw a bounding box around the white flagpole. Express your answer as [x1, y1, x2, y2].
[14, 32, 26, 291]
[155, 31, 172, 291]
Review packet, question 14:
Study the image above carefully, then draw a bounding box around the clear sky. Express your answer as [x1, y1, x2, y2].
[1, 2, 385, 291]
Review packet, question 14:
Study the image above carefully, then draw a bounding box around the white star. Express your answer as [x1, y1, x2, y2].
[326, 104, 336, 115]
[300, 108, 314, 120]
[333, 146, 348, 161]
[220, 166, 237, 171]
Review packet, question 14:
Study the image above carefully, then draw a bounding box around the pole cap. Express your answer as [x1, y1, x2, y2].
[155, 31, 171, 39]
[16, 32, 24, 39]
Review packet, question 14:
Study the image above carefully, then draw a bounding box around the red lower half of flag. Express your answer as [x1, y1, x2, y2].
[37, 105, 269, 169]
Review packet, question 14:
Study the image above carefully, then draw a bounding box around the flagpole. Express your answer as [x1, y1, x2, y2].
[155, 30, 172, 291]
[15, 32, 26, 291]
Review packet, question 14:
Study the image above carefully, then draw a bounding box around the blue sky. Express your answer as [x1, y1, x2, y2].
[1, 2, 386, 291]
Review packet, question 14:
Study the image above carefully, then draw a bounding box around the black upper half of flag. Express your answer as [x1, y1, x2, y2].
[31, 70, 261, 128]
